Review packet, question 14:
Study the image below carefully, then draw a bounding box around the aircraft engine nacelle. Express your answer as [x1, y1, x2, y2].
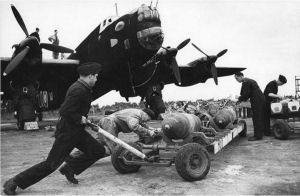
[161, 113, 202, 141]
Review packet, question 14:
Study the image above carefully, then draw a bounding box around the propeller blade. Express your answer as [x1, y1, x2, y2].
[40, 43, 74, 53]
[3, 46, 30, 76]
[171, 58, 182, 85]
[11, 4, 29, 37]
[191, 43, 209, 57]
[217, 49, 228, 58]
[177, 38, 191, 50]
[211, 63, 218, 85]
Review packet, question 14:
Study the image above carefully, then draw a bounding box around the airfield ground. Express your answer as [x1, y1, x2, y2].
[1, 118, 300, 195]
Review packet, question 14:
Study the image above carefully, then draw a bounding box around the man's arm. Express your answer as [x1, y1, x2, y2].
[127, 118, 154, 137]
[238, 82, 251, 102]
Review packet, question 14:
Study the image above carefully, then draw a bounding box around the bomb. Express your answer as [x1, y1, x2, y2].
[212, 106, 237, 129]
[161, 113, 202, 141]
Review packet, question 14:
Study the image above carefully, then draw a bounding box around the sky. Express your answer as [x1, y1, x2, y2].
[1, 0, 300, 107]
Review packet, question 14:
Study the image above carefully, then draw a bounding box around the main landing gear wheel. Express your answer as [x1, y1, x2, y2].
[111, 142, 142, 174]
[175, 143, 210, 181]
[17, 120, 24, 130]
[273, 119, 290, 140]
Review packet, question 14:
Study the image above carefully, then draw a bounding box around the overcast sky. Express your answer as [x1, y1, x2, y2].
[1, 0, 300, 106]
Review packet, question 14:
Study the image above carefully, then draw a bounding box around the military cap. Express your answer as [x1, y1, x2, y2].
[278, 75, 287, 84]
[77, 62, 102, 76]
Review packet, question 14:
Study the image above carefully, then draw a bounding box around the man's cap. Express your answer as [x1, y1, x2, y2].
[234, 72, 244, 77]
[142, 108, 156, 120]
[278, 75, 287, 84]
[77, 62, 102, 76]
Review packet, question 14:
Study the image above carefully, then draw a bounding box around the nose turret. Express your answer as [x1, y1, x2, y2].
[136, 4, 164, 51]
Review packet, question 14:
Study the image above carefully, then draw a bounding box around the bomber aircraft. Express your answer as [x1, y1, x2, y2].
[1, 3, 245, 129]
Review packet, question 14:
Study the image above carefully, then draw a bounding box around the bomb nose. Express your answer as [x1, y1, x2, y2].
[164, 124, 170, 130]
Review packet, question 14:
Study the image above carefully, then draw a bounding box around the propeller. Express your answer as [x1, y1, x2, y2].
[170, 57, 181, 85]
[3, 46, 30, 76]
[217, 49, 227, 58]
[191, 43, 228, 85]
[177, 38, 191, 50]
[11, 4, 29, 37]
[40, 43, 74, 53]
[4, 5, 74, 76]
[161, 38, 190, 85]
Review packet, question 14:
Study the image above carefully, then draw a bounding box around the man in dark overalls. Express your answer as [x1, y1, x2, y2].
[145, 82, 166, 120]
[29, 28, 40, 42]
[234, 72, 266, 141]
[263, 75, 287, 136]
[3, 62, 106, 195]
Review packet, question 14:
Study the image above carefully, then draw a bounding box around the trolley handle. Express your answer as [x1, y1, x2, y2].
[86, 122, 99, 132]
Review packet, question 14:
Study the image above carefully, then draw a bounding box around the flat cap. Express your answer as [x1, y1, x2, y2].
[77, 62, 102, 76]
[278, 75, 287, 84]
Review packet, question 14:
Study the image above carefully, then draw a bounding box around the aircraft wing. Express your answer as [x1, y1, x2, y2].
[161, 58, 246, 87]
[1, 57, 80, 101]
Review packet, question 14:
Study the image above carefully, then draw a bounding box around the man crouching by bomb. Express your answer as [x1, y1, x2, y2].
[63, 108, 160, 161]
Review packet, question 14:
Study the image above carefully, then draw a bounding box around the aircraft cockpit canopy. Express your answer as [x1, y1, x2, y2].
[137, 4, 160, 23]
[99, 16, 118, 34]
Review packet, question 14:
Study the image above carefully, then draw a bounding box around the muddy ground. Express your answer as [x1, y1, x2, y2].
[1, 119, 300, 195]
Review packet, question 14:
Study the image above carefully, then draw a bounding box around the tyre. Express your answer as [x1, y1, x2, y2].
[17, 120, 24, 130]
[111, 142, 142, 174]
[238, 119, 247, 137]
[273, 119, 290, 140]
[37, 112, 43, 122]
[175, 143, 210, 181]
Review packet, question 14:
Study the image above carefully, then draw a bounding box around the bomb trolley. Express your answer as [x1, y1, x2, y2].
[270, 100, 300, 140]
[87, 118, 247, 182]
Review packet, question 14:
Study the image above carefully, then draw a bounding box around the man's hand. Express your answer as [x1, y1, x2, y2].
[81, 116, 87, 124]
[148, 130, 156, 137]
[149, 129, 162, 137]
[277, 95, 283, 99]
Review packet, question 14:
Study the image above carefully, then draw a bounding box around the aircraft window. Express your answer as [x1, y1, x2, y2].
[108, 18, 112, 22]
[115, 21, 125, 31]
[137, 26, 163, 50]
[103, 20, 106, 26]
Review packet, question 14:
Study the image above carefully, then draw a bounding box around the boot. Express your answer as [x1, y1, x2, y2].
[3, 178, 17, 195]
[59, 164, 78, 184]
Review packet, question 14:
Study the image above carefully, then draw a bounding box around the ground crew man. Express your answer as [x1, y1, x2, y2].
[66, 108, 158, 160]
[145, 83, 166, 119]
[48, 29, 59, 59]
[29, 28, 40, 42]
[234, 72, 266, 141]
[3, 62, 106, 195]
[97, 108, 159, 153]
[263, 75, 287, 135]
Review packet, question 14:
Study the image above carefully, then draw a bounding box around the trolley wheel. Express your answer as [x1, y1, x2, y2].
[238, 119, 247, 137]
[111, 142, 142, 174]
[273, 119, 290, 140]
[175, 143, 210, 181]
